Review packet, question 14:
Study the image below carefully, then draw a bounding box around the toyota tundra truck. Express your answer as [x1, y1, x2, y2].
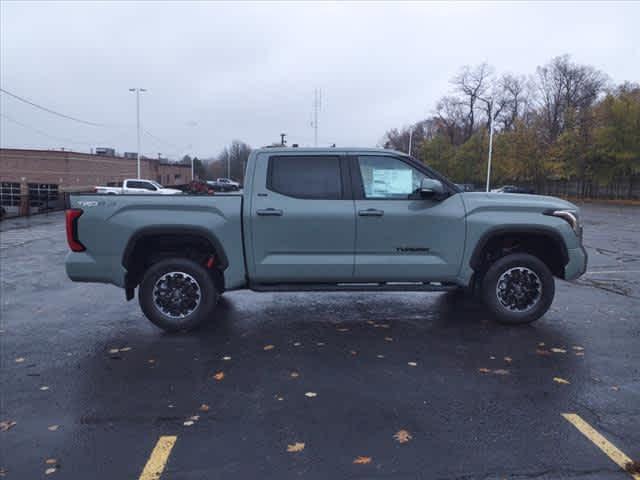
[65, 148, 587, 332]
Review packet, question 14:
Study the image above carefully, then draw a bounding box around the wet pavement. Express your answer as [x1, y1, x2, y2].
[0, 203, 638, 479]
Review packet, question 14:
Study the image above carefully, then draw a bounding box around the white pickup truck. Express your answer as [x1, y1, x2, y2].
[94, 179, 183, 195]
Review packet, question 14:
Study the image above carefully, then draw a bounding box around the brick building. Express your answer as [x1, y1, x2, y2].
[0, 148, 191, 217]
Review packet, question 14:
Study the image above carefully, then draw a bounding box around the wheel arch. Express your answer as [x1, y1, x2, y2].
[469, 226, 569, 279]
[122, 226, 228, 290]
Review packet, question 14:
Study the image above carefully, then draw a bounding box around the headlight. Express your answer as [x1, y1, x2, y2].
[545, 209, 582, 236]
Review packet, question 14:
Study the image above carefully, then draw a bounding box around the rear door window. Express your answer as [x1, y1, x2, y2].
[268, 155, 342, 199]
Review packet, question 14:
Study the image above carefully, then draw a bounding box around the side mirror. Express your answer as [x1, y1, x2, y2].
[419, 178, 445, 198]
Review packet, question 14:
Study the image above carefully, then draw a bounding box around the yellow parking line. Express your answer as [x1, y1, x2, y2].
[139, 436, 177, 480]
[563, 413, 639, 479]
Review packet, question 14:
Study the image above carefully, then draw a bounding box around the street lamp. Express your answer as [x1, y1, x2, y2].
[129, 88, 147, 178]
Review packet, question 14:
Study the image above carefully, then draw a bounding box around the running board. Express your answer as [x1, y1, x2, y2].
[249, 281, 459, 293]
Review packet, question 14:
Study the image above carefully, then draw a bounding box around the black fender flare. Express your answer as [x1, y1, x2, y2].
[469, 226, 569, 271]
[121, 226, 229, 271]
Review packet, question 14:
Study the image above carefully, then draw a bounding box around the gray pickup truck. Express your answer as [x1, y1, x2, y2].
[65, 147, 587, 332]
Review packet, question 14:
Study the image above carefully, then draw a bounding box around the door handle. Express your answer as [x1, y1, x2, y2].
[256, 208, 283, 216]
[358, 208, 384, 217]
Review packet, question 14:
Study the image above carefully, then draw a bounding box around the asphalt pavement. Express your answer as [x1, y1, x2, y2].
[0, 203, 638, 479]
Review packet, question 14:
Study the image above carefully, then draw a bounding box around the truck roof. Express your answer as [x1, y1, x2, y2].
[254, 147, 409, 156]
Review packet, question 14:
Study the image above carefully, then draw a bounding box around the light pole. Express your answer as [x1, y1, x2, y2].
[479, 96, 495, 192]
[408, 127, 413, 157]
[129, 88, 147, 178]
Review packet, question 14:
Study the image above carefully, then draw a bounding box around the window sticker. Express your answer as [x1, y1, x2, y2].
[371, 169, 412, 195]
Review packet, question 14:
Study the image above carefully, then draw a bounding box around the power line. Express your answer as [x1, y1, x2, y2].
[0, 88, 110, 127]
[1, 113, 100, 146]
[1, 87, 192, 158]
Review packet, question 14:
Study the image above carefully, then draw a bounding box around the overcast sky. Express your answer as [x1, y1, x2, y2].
[1, 1, 638, 160]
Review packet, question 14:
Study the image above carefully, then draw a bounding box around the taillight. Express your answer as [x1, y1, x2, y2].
[65, 209, 86, 252]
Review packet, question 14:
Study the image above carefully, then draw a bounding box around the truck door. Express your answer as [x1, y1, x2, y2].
[351, 154, 465, 282]
[250, 154, 356, 283]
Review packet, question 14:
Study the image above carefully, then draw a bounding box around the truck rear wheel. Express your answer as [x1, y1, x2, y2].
[481, 253, 554, 325]
[138, 258, 218, 332]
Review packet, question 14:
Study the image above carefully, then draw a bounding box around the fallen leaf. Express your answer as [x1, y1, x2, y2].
[222, 356, 231, 361]
[366, 320, 375, 325]
[504, 356, 513, 363]
[0, 421, 16, 432]
[276, 395, 284, 401]
[0, 467, 7, 476]
[45, 467, 57, 475]
[316, 342, 325, 346]
[183, 420, 194, 427]
[47, 425, 59, 431]
[610, 386, 620, 391]
[304, 392, 317, 398]
[286, 442, 305, 452]
[489, 356, 496, 360]
[148, 359, 156, 364]
[199, 404, 210, 412]
[353, 456, 372, 465]
[108, 348, 119, 354]
[624, 460, 640, 474]
[263, 345, 275, 351]
[572, 346, 584, 351]
[376, 354, 385, 359]
[213, 371, 224, 381]
[119, 347, 132, 352]
[538, 342, 545, 347]
[492, 369, 510, 375]
[393, 429, 412, 443]
[40, 386, 50, 391]
[478, 368, 491, 373]
[551, 348, 567, 353]
[337, 328, 349, 332]
[45, 459, 57, 465]
[293, 342, 302, 347]
[290, 371, 300, 378]
[350, 350, 358, 356]
[188, 415, 200, 421]
[14, 357, 25, 363]
[407, 361, 417, 367]
[384, 337, 393, 342]
[536, 349, 551, 356]
[575, 352, 585, 356]
[553, 377, 570, 385]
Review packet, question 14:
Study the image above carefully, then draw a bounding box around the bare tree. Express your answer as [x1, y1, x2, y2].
[535, 55, 608, 142]
[451, 63, 494, 141]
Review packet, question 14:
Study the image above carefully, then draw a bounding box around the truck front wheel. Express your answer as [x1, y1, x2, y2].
[481, 253, 555, 325]
[138, 258, 218, 332]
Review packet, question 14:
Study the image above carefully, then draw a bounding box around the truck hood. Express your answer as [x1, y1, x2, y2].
[459, 192, 579, 215]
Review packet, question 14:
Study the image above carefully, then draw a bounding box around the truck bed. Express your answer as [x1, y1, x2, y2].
[66, 193, 246, 289]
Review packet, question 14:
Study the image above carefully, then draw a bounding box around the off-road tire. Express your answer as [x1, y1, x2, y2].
[481, 253, 555, 325]
[139, 257, 218, 332]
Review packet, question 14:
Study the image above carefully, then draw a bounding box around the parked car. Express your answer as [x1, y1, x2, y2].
[217, 178, 241, 189]
[206, 178, 240, 192]
[66, 147, 587, 332]
[94, 179, 182, 195]
[493, 185, 536, 194]
[454, 183, 476, 192]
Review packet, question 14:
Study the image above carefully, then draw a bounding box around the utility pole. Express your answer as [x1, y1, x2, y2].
[408, 127, 413, 157]
[129, 88, 147, 178]
[311, 88, 322, 147]
[280, 133, 287, 146]
[191, 157, 195, 181]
